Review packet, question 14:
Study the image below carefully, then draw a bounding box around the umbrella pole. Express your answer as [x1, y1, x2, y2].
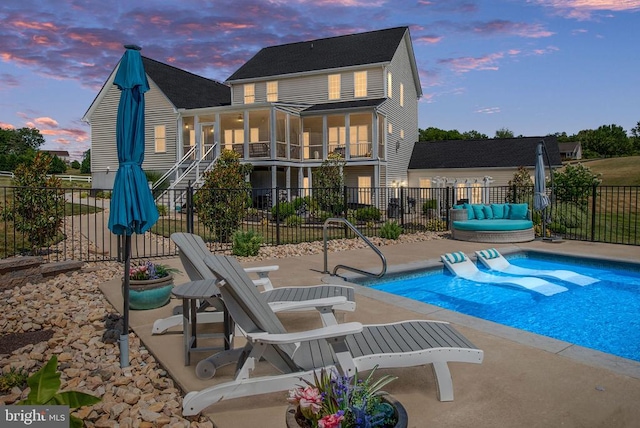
[120, 234, 131, 368]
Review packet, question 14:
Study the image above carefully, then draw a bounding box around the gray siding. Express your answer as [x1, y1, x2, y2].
[88, 78, 179, 189]
[231, 67, 385, 105]
[380, 36, 419, 187]
[408, 167, 532, 188]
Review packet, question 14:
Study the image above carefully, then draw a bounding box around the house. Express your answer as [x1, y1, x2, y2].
[407, 137, 562, 204]
[42, 150, 71, 164]
[83, 27, 422, 206]
[558, 142, 582, 160]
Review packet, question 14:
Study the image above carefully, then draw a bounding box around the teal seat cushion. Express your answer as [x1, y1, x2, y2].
[509, 203, 529, 220]
[452, 219, 533, 231]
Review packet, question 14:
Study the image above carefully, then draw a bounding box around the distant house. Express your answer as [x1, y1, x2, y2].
[42, 150, 71, 164]
[408, 137, 562, 204]
[558, 142, 582, 160]
[83, 27, 422, 206]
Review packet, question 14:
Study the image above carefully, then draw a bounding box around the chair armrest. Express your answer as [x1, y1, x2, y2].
[268, 296, 347, 312]
[247, 322, 363, 344]
[244, 265, 279, 291]
[243, 265, 279, 273]
[527, 209, 532, 221]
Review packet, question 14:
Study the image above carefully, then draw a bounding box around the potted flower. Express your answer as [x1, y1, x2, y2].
[123, 260, 180, 310]
[286, 367, 408, 428]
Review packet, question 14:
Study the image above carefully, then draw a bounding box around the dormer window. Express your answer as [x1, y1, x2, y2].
[244, 83, 255, 104]
[354, 71, 367, 98]
[266, 81, 278, 102]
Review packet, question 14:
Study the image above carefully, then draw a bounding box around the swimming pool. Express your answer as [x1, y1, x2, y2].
[361, 252, 640, 362]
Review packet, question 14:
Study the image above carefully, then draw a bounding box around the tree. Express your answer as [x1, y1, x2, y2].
[71, 160, 81, 169]
[46, 154, 67, 174]
[194, 149, 253, 242]
[506, 166, 533, 203]
[0, 127, 44, 155]
[631, 121, 640, 153]
[6, 153, 65, 254]
[419, 127, 463, 141]
[581, 124, 632, 158]
[494, 127, 514, 139]
[312, 152, 346, 215]
[80, 149, 91, 174]
[554, 163, 601, 208]
[461, 130, 489, 140]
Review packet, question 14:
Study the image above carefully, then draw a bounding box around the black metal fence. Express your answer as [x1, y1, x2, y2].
[0, 183, 637, 262]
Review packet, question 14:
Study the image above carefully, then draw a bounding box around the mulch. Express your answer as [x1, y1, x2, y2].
[0, 329, 54, 355]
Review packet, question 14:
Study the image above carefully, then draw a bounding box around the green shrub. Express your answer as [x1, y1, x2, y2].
[424, 219, 447, 231]
[553, 202, 584, 228]
[310, 209, 332, 223]
[285, 215, 303, 227]
[0, 367, 28, 393]
[422, 199, 437, 214]
[354, 206, 381, 222]
[272, 201, 296, 220]
[379, 221, 403, 239]
[232, 230, 263, 257]
[95, 190, 111, 199]
[156, 204, 168, 216]
[549, 222, 567, 234]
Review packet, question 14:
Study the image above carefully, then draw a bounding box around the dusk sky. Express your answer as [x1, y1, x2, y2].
[1, 0, 639, 160]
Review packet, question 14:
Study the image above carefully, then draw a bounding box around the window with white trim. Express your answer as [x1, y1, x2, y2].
[400, 83, 404, 107]
[354, 71, 367, 97]
[387, 71, 392, 98]
[328, 74, 340, 100]
[266, 81, 278, 102]
[154, 125, 166, 153]
[244, 83, 255, 104]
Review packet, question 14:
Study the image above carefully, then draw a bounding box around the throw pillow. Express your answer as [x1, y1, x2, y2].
[490, 203, 505, 219]
[483, 205, 494, 219]
[509, 203, 529, 220]
[463, 203, 475, 220]
[472, 204, 486, 220]
[452, 204, 463, 210]
[443, 251, 467, 264]
[502, 204, 511, 219]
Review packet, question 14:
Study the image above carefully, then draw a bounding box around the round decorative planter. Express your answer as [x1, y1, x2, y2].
[285, 394, 408, 428]
[122, 274, 174, 310]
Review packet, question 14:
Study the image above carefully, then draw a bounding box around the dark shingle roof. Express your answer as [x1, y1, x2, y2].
[141, 57, 230, 109]
[408, 137, 562, 169]
[227, 27, 408, 81]
[302, 98, 386, 114]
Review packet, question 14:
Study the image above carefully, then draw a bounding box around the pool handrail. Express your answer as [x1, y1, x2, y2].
[322, 218, 387, 278]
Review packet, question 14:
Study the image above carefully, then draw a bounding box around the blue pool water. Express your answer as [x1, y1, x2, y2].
[365, 253, 640, 362]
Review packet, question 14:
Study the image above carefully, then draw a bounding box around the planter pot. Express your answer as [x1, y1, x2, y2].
[122, 274, 174, 310]
[285, 394, 408, 428]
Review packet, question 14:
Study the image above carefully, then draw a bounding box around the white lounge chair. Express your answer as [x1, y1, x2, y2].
[152, 233, 356, 335]
[475, 248, 598, 286]
[181, 255, 484, 416]
[441, 251, 568, 296]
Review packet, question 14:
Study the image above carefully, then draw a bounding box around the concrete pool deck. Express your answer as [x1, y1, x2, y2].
[100, 238, 640, 427]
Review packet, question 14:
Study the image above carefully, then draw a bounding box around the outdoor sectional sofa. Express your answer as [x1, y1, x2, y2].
[449, 203, 535, 243]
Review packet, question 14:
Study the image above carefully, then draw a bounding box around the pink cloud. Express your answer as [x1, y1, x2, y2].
[0, 122, 15, 129]
[34, 117, 59, 128]
[472, 20, 554, 38]
[415, 34, 444, 44]
[533, 0, 640, 20]
[439, 52, 505, 73]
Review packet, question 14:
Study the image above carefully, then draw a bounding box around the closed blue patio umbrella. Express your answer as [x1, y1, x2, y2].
[108, 45, 159, 368]
[534, 141, 550, 237]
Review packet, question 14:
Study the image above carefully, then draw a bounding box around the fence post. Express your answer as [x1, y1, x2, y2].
[343, 186, 349, 238]
[445, 187, 450, 228]
[186, 182, 194, 234]
[275, 186, 280, 246]
[399, 186, 405, 227]
[590, 184, 597, 242]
